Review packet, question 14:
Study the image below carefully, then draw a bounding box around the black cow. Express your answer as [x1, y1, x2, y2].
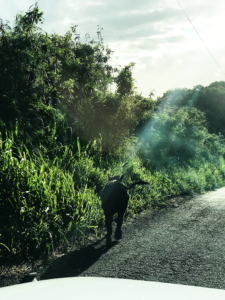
[101, 175, 149, 248]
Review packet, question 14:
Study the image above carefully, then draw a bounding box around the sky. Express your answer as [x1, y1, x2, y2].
[1, 0, 225, 98]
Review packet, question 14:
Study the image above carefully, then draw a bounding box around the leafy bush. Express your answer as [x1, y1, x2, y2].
[154, 82, 225, 137]
[137, 106, 225, 168]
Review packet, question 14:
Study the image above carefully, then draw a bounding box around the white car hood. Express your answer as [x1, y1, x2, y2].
[1, 277, 225, 300]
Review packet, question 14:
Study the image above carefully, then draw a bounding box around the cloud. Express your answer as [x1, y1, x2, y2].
[1, 0, 225, 97]
[133, 46, 225, 97]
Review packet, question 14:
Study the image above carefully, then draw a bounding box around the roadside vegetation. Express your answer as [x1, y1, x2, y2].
[1, 3, 225, 264]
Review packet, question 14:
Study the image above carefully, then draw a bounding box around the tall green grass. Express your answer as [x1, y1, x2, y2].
[0, 129, 105, 260]
[1, 119, 225, 263]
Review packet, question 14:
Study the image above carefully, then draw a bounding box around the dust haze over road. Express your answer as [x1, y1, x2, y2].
[40, 188, 225, 289]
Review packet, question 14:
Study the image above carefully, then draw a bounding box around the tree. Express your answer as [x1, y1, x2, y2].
[195, 81, 225, 136]
[0, 3, 154, 152]
[154, 82, 225, 137]
[137, 106, 214, 168]
[114, 62, 136, 96]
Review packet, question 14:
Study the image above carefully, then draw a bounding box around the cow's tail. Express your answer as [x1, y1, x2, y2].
[124, 180, 149, 190]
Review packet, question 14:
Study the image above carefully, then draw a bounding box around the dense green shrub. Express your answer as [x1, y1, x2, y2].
[137, 106, 225, 168]
[154, 82, 225, 137]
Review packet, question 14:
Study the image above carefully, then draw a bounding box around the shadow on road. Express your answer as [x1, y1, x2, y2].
[40, 238, 118, 280]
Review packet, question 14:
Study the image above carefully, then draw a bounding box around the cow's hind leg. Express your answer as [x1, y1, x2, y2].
[105, 212, 113, 248]
[115, 213, 123, 240]
[115, 210, 125, 240]
[115, 197, 128, 241]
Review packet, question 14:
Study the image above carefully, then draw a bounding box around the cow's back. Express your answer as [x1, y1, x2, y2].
[101, 180, 128, 214]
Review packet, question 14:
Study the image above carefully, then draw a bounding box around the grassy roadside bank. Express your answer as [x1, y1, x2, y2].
[1, 124, 225, 267]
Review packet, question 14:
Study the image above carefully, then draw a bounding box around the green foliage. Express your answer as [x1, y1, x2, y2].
[0, 129, 105, 260]
[1, 3, 225, 264]
[0, 4, 153, 153]
[114, 62, 136, 96]
[155, 85, 203, 111]
[196, 82, 225, 136]
[154, 82, 225, 137]
[137, 106, 218, 168]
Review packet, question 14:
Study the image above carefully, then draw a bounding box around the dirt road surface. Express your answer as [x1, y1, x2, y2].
[37, 188, 225, 289]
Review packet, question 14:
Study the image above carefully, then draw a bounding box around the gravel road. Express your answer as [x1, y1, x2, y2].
[39, 188, 225, 289]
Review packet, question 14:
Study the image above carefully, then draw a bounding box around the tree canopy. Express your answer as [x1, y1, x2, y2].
[0, 3, 155, 152]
